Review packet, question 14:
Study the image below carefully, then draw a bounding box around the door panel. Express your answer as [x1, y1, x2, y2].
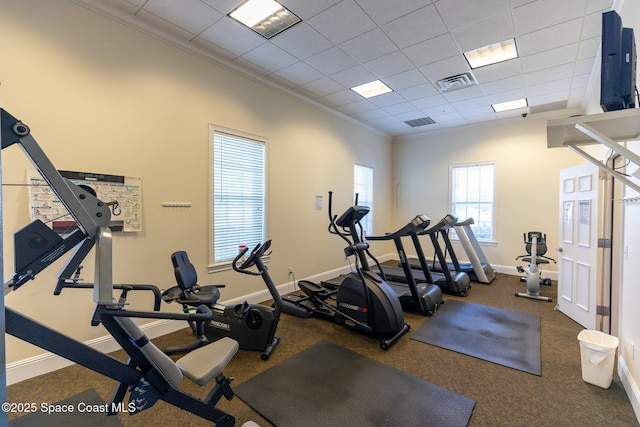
[558, 163, 601, 329]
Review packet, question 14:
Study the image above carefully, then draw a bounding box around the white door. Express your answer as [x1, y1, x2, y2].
[557, 163, 604, 330]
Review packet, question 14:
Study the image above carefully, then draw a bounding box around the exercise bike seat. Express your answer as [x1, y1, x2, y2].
[520, 257, 550, 265]
[167, 251, 223, 307]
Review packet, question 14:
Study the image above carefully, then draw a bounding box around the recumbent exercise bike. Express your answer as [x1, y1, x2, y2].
[162, 240, 283, 360]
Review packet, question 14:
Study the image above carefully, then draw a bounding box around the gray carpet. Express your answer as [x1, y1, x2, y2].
[9, 389, 123, 426]
[411, 300, 541, 375]
[235, 340, 476, 427]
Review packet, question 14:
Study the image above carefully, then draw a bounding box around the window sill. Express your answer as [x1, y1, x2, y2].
[451, 238, 497, 247]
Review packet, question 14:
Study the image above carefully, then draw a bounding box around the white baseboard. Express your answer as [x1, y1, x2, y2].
[5, 257, 370, 386]
[492, 264, 558, 281]
[618, 356, 640, 423]
[6, 254, 552, 386]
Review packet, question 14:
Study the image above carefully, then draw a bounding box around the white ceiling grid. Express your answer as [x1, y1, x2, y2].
[75, 0, 614, 136]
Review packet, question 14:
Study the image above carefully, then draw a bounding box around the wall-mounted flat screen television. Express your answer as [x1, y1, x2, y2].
[600, 10, 637, 112]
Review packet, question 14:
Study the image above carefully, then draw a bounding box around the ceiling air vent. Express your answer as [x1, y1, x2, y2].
[404, 117, 435, 127]
[435, 72, 477, 92]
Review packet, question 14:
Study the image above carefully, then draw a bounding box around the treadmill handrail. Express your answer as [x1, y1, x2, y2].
[367, 214, 430, 240]
[455, 217, 474, 226]
[419, 214, 458, 235]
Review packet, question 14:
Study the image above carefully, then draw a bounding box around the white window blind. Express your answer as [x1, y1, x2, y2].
[211, 129, 266, 267]
[451, 163, 495, 241]
[354, 164, 374, 236]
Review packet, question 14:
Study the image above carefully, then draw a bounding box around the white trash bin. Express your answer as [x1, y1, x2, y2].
[577, 330, 619, 389]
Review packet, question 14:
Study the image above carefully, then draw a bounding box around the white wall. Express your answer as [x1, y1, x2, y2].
[616, 0, 640, 420]
[391, 118, 585, 271]
[1, 0, 394, 363]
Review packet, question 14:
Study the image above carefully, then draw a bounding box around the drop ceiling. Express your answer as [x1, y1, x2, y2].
[73, 0, 614, 136]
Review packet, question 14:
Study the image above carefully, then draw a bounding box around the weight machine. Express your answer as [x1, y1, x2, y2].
[2, 108, 240, 425]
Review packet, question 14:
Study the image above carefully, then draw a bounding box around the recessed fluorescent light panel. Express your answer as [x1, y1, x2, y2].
[229, 0, 301, 39]
[464, 39, 518, 69]
[492, 98, 528, 112]
[351, 80, 393, 98]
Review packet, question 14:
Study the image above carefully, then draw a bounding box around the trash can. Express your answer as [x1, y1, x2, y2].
[577, 330, 619, 389]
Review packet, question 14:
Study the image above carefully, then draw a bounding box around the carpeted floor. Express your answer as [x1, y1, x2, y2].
[7, 273, 639, 426]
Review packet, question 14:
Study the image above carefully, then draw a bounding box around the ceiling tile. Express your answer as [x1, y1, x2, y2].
[527, 90, 570, 107]
[485, 88, 527, 104]
[586, 0, 613, 14]
[472, 59, 522, 84]
[512, 0, 588, 35]
[480, 75, 525, 95]
[382, 4, 447, 49]
[526, 78, 573, 97]
[582, 9, 607, 39]
[305, 47, 359, 75]
[451, 11, 515, 52]
[354, 0, 430, 25]
[384, 102, 420, 115]
[142, 0, 222, 35]
[419, 55, 471, 83]
[240, 43, 299, 73]
[517, 19, 584, 57]
[364, 51, 414, 79]
[397, 83, 440, 101]
[411, 94, 449, 109]
[338, 99, 377, 114]
[447, 91, 488, 108]
[524, 63, 574, 86]
[521, 44, 579, 74]
[278, 0, 342, 20]
[383, 69, 429, 91]
[574, 57, 597, 75]
[330, 65, 376, 89]
[339, 29, 398, 63]
[84, 0, 609, 137]
[270, 23, 333, 60]
[353, 108, 390, 121]
[300, 77, 345, 98]
[307, 0, 377, 45]
[404, 33, 459, 68]
[320, 89, 363, 106]
[200, 0, 241, 15]
[272, 61, 325, 86]
[199, 17, 265, 56]
[435, 0, 510, 30]
[367, 92, 406, 108]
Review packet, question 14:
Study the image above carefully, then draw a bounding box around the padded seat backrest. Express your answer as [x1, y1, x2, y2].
[115, 316, 183, 389]
[172, 251, 198, 291]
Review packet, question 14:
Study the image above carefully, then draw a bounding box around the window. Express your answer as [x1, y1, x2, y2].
[450, 163, 495, 241]
[210, 126, 267, 270]
[354, 164, 374, 236]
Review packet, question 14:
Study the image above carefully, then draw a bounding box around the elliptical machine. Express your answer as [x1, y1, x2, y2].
[163, 240, 282, 360]
[282, 191, 410, 350]
[515, 231, 556, 302]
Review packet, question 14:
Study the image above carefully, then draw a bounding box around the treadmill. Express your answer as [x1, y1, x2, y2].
[450, 218, 495, 283]
[365, 215, 443, 316]
[392, 214, 471, 296]
[407, 217, 495, 284]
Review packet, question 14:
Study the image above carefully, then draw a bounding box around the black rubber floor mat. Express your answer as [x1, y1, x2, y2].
[235, 340, 475, 427]
[412, 300, 541, 375]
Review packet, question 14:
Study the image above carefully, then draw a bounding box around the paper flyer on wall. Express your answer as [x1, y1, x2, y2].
[28, 168, 143, 232]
